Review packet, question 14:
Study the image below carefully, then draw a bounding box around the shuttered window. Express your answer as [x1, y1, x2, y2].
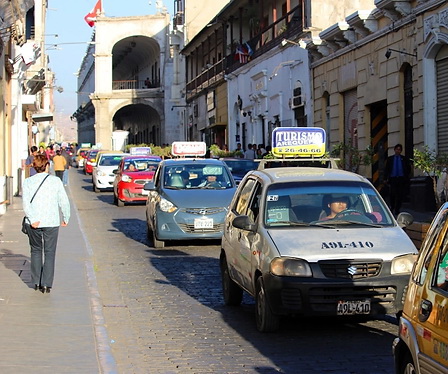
[437, 48, 448, 153]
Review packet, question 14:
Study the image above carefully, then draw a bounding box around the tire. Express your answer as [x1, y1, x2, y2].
[150, 225, 164, 248]
[117, 199, 125, 207]
[221, 256, 243, 306]
[255, 277, 279, 332]
[399, 352, 416, 374]
[94, 184, 99, 193]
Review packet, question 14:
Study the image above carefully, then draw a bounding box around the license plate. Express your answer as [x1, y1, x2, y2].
[337, 300, 371, 315]
[194, 218, 213, 229]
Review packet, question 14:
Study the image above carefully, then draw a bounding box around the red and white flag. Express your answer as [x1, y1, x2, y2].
[84, 0, 102, 27]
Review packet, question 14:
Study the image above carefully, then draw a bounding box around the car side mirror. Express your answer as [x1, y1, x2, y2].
[232, 215, 256, 232]
[144, 181, 156, 191]
[112, 169, 119, 174]
[396, 212, 414, 228]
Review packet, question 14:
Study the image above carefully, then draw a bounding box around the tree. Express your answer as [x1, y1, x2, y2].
[330, 142, 374, 173]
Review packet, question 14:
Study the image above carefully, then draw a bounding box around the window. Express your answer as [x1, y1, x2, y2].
[234, 179, 256, 215]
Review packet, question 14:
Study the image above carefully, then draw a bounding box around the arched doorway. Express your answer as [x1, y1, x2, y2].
[113, 104, 161, 145]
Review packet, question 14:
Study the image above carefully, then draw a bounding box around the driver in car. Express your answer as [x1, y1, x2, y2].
[322, 195, 350, 220]
[199, 175, 220, 187]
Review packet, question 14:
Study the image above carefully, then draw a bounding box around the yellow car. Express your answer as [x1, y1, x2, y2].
[393, 202, 448, 374]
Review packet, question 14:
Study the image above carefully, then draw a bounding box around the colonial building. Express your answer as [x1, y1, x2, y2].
[179, 0, 376, 152]
[307, 0, 448, 205]
[0, 0, 51, 213]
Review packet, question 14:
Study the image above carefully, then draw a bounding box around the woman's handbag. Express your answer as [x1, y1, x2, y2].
[21, 216, 31, 234]
[22, 175, 49, 235]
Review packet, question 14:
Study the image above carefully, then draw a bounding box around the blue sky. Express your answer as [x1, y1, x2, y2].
[46, 0, 174, 118]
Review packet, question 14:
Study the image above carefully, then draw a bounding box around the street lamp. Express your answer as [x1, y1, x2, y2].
[385, 48, 417, 59]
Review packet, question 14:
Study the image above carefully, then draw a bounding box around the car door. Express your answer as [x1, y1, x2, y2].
[225, 177, 261, 293]
[408, 206, 448, 371]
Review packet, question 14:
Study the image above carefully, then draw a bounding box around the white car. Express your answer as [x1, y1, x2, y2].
[220, 164, 418, 332]
[92, 153, 125, 192]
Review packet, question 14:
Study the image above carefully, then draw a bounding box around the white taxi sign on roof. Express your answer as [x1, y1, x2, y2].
[272, 127, 326, 157]
[130, 146, 152, 155]
[171, 141, 207, 157]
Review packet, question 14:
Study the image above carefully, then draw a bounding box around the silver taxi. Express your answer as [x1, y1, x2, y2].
[220, 165, 418, 332]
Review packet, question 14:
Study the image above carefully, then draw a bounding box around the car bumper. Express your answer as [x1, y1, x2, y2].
[95, 176, 115, 190]
[117, 183, 147, 202]
[153, 207, 227, 241]
[261, 269, 409, 317]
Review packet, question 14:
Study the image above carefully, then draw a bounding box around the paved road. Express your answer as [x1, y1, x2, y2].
[71, 168, 398, 374]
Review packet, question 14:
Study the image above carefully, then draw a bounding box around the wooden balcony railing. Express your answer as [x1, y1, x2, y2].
[112, 79, 160, 90]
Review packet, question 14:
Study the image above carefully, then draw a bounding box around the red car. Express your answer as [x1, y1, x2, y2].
[84, 149, 102, 175]
[113, 155, 162, 206]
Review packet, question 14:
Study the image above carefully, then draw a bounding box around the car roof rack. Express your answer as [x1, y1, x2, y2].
[256, 157, 340, 170]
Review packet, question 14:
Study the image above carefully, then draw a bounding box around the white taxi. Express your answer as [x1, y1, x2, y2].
[220, 127, 418, 331]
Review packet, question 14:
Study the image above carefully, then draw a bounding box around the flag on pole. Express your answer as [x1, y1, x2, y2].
[84, 0, 102, 27]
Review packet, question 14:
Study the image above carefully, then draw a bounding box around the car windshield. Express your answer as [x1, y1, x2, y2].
[124, 159, 160, 172]
[163, 163, 234, 190]
[264, 181, 394, 227]
[99, 155, 123, 166]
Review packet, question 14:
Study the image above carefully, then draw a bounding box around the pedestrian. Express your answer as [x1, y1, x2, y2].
[31, 122, 39, 145]
[22, 154, 70, 293]
[52, 149, 66, 181]
[25, 146, 39, 177]
[61, 145, 72, 186]
[385, 143, 411, 216]
[244, 143, 257, 159]
[257, 144, 267, 158]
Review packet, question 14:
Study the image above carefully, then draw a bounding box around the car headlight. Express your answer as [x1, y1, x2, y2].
[97, 170, 107, 176]
[158, 197, 177, 213]
[391, 254, 418, 274]
[122, 175, 131, 182]
[270, 257, 313, 277]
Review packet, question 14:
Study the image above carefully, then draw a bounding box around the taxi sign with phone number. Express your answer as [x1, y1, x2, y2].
[272, 127, 326, 157]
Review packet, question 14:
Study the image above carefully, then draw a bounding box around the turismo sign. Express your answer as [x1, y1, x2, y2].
[272, 127, 326, 157]
[171, 141, 207, 157]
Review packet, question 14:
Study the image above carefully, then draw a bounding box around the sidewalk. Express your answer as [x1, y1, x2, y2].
[0, 188, 116, 373]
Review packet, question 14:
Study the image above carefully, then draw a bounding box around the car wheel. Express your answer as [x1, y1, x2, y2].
[255, 277, 279, 332]
[221, 256, 243, 306]
[94, 184, 99, 193]
[399, 352, 416, 374]
[117, 198, 125, 207]
[148, 224, 164, 248]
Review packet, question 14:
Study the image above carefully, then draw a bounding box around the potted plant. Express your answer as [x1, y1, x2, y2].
[330, 141, 374, 173]
[412, 146, 448, 209]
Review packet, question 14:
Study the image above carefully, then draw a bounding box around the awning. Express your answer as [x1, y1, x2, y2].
[32, 113, 53, 122]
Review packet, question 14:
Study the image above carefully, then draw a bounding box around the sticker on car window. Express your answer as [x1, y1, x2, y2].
[267, 195, 279, 201]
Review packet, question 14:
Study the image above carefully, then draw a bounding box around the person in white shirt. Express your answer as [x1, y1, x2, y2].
[244, 144, 257, 159]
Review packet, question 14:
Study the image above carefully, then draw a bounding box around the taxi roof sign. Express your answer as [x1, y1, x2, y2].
[171, 141, 207, 157]
[129, 146, 152, 155]
[272, 127, 326, 157]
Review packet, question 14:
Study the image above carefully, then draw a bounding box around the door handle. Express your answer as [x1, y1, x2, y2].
[418, 299, 432, 322]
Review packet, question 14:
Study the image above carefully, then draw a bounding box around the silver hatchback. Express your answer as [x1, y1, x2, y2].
[220, 166, 418, 332]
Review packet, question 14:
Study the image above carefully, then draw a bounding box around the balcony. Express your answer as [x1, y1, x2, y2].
[186, 3, 304, 100]
[112, 79, 160, 90]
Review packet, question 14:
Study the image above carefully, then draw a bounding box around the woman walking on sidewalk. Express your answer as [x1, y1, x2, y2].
[22, 155, 71, 293]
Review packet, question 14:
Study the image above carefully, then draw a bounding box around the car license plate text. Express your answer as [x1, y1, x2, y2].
[194, 218, 213, 229]
[337, 300, 371, 315]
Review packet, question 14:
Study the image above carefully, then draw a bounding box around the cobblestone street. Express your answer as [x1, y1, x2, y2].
[71, 169, 399, 374]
